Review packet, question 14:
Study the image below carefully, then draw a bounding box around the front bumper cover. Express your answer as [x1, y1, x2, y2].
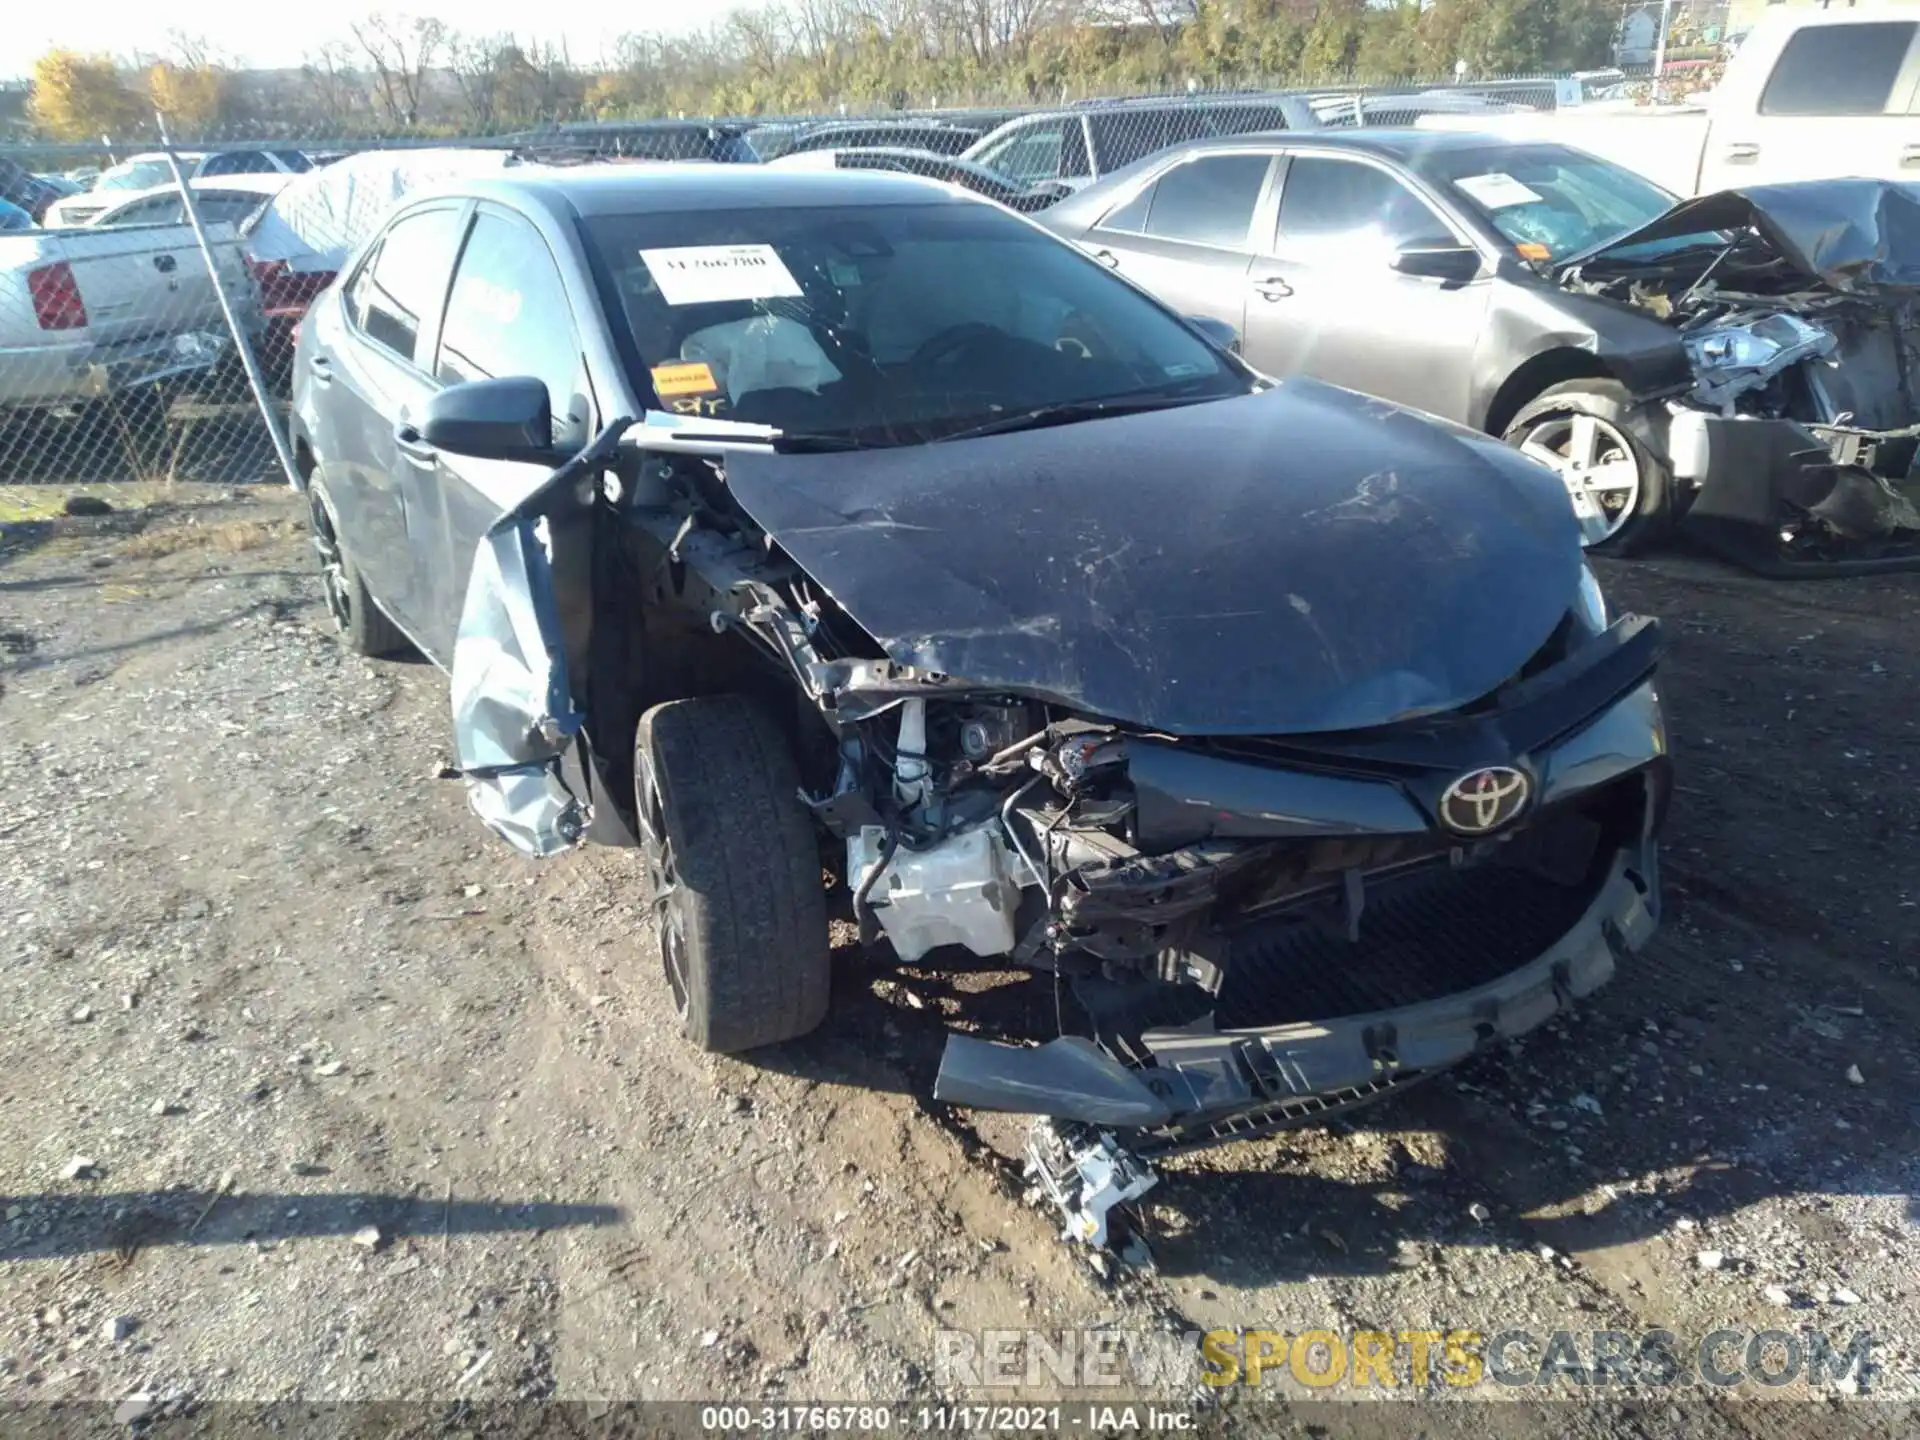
[1665, 409, 1920, 577]
[936, 836, 1658, 1152]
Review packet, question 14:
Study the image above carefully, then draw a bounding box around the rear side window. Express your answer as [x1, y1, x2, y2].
[201, 151, 279, 177]
[1760, 22, 1916, 116]
[435, 211, 583, 416]
[354, 206, 464, 361]
[978, 119, 1089, 183]
[108, 195, 183, 226]
[1090, 108, 1215, 172]
[1138, 154, 1272, 249]
[194, 192, 268, 225]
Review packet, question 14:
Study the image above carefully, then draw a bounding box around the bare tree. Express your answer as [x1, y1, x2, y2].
[299, 42, 369, 129]
[351, 12, 446, 129]
[446, 31, 505, 130]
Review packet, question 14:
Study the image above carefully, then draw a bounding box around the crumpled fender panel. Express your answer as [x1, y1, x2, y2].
[450, 516, 588, 858]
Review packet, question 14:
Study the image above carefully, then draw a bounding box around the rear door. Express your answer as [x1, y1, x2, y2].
[1703, 18, 1920, 190]
[1072, 151, 1279, 346]
[319, 202, 468, 634]
[417, 205, 595, 662]
[1240, 152, 1490, 423]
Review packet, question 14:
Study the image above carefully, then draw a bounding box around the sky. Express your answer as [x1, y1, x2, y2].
[2, 1, 727, 81]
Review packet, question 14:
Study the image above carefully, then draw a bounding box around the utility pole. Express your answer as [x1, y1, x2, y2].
[1651, 0, 1674, 100]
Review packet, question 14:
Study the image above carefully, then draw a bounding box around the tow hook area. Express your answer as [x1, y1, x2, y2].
[1024, 1118, 1158, 1249]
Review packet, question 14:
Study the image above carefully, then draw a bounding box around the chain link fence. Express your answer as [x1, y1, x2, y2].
[0, 74, 1577, 495]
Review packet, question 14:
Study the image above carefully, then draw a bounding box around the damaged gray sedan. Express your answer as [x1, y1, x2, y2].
[1040, 133, 1920, 574]
[290, 166, 1669, 1245]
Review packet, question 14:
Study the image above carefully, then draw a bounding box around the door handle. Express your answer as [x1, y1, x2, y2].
[153, 253, 177, 273]
[306, 355, 332, 385]
[393, 423, 437, 467]
[1251, 275, 1293, 301]
[1902, 144, 1920, 166]
[1723, 142, 1760, 163]
[1090, 247, 1120, 268]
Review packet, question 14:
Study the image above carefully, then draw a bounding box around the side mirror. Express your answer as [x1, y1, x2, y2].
[1391, 244, 1483, 282]
[1184, 314, 1242, 356]
[421, 376, 562, 464]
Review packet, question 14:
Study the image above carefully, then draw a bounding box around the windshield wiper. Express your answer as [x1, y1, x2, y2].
[932, 392, 1216, 444]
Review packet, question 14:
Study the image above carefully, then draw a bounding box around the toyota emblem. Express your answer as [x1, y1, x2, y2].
[1438, 766, 1531, 835]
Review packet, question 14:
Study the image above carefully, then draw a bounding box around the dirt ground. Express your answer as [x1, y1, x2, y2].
[0, 485, 1916, 1435]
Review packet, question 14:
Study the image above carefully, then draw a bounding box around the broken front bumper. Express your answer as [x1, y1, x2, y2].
[938, 834, 1657, 1155]
[1665, 408, 1920, 576]
[936, 660, 1669, 1156]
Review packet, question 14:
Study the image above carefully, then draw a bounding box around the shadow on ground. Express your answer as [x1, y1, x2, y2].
[0, 1188, 623, 1261]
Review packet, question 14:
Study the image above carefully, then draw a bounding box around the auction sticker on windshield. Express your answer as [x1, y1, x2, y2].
[1454, 173, 1544, 210]
[640, 244, 804, 306]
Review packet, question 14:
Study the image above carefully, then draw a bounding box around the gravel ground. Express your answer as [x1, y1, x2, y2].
[0, 487, 1915, 1436]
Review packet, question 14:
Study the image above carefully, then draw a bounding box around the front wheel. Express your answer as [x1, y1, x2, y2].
[635, 695, 831, 1054]
[305, 484, 408, 657]
[1502, 380, 1670, 556]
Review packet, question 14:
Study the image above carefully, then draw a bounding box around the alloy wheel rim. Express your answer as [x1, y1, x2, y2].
[308, 499, 353, 632]
[635, 752, 690, 1019]
[1516, 412, 1643, 546]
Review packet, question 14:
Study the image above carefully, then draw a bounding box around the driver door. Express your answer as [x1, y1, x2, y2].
[1241, 153, 1490, 424]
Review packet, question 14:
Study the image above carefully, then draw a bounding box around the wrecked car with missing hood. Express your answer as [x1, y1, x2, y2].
[1038, 133, 1920, 574]
[289, 166, 1669, 1246]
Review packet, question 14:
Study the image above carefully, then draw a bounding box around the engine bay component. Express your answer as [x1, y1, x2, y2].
[1024, 1118, 1159, 1249]
[1684, 312, 1838, 414]
[847, 821, 1030, 962]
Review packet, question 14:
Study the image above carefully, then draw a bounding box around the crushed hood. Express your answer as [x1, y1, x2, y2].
[1560, 178, 1920, 292]
[723, 383, 1584, 735]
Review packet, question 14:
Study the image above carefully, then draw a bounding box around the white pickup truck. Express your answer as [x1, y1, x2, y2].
[0, 219, 261, 420]
[1416, 7, 1920, 196]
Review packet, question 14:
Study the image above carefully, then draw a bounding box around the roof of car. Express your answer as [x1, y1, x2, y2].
[1164, 127, 1531, 160]
[442, 162, 977, 218]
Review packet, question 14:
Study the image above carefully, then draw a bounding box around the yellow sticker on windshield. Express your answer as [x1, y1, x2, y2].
[651, 361, 721, 397]
[1514, 242, 1551, 262]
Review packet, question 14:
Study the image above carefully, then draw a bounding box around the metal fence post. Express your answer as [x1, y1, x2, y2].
[155, 112, 302, 491]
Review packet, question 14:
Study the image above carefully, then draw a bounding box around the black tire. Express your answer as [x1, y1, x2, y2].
[305, 484, 408, 658]
[635, 695, 831, 1054]
[1502, 379, 1670, 557]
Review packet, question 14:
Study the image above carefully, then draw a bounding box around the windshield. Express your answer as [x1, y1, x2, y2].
[97, 159, 177, 193]
[1426, 144, 1708, 263]
[583, 200, 1246, 445]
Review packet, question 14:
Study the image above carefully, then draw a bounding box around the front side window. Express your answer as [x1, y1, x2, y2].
[355, 206, 464, 361]
[1760, 22, 1915, 116]
[585, 200, 1245, 443]
[1141, 153, 1272, 249]
[436, 211, 583, 418]
[1275, 156, 1454, 261]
